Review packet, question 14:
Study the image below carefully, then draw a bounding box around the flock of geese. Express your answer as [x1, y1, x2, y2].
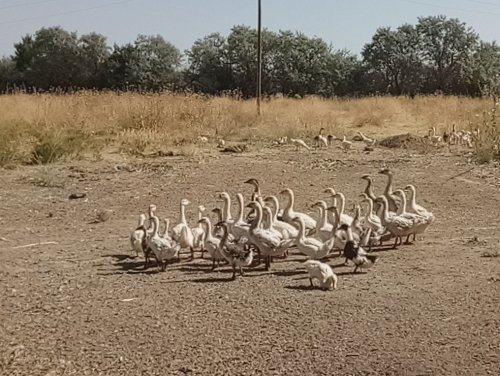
[129, 168, 434, 290]
[270, 125, 479, 152]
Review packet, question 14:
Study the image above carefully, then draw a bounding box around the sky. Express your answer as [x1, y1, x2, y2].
[0, 0, 499, 57]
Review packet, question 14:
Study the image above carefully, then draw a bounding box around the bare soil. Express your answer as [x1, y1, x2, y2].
[1, 143, 499, 376]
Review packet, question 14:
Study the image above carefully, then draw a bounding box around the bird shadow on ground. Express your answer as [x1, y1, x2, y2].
[100, 253, 163, 275]
[334, 270, 365, 276]
[191, 276, 238, 283]
[272, 269, 306, 277]
[102, 253, 137, 261]
[284, 285, 328, 292]
[191, 271, 269, 283]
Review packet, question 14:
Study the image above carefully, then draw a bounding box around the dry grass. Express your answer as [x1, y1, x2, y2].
[0, 92, 494, 166]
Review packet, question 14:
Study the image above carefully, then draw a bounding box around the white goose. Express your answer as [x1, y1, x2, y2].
[313, 128, 329, 148]
[232, 193, 250, 240]
[263, 195, 298, 239]
[247, 201, 294, 270]
[404, 184, 435, 221]
[361, 174, 383, 217]
[130, 214, 147, 257]
[171, 199, 191, 241]
[280, 188, 316, 233]
[304, 260, 338, 290]
[311, 201, 333, 242]
[191, 205, 206, 257]
[198, 217, 224, 269]
[293, 217, 335, 260]
[395, 189, 434, 242]
[341, 136, 353, 150]
[376, 196, 422, 248]
[147, 215, 180, 272]
[356, 131, 376, 146]
[378, 168, 399, 212]
[324, 188, 353, 226]
[290, 138, 311, 151]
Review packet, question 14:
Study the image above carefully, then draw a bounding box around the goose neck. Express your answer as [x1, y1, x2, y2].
[236, 194, 245, 222]
[152, 216, 160, 237]
[222, 195, 232, 221]
[180, 203, 187, 224]
[249, 204, 263, 231]
[409, 186, 418, 211]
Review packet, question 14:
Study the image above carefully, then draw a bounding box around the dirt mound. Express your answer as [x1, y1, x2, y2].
[379, 133, 428, 149]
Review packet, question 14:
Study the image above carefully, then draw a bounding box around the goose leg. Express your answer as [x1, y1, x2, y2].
[353, 266, 358, 273]
[404, 234, 412, 244]
[239, 267, 244, 276]
[211, 258, 216, 271]
[309, 278, 314, 288]
[190, 247, 195, 260]
[392, 237, 398, 249]
[412, 234, 417, 242]
[265, 256, 271, 271]
[231, 265, 236, 280]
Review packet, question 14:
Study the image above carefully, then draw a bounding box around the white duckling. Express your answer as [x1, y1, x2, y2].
[304, 260, 338, 290]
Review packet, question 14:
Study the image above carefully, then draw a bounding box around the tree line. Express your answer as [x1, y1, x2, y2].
[1, 15, 499, 97]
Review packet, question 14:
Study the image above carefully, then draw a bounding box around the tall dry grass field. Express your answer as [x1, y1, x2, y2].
[0, 92, 495, 166]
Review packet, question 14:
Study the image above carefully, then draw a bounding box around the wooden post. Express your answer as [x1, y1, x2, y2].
[256, 0, 262, 115]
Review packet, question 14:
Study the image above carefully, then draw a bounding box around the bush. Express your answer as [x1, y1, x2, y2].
[30, 128, 91, 164]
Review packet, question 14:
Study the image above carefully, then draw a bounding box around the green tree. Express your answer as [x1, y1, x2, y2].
[417, 15, 479, 94]
[184, 33, 233, 94]
[362, 24, 423, 95]
[78, 32, 110, 88]
[107, 35, 181, 90]
[13, 26, 82, 89]
[0, 57, 20, 92]
[471, 41, 500, 97]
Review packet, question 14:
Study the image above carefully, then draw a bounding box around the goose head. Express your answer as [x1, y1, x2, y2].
[311, 200, 327, 210]
[324, 187, 336, 196]
[218, 192, 230, 201]
[393, 189, 406, 201]
[244, 178, 260, 190]
[378, 168, 392, 176]
[198, 205, 206, 212]
[361, 174, 372, 181]
[404, 184, 416, 194]
[359, 193, 370, 201]
[279, 188, 293, 197]
[245, 201, 260, 210]
[180, 199, 190, 206]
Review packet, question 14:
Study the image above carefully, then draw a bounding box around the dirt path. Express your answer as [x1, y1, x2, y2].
[1, 145, 499, 376]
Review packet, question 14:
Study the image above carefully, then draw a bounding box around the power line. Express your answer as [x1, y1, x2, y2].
[0, 0, 134, 26]
[395, 0, 500, 16]
[0, 0, 61, 11]
[462, 0, 500, 7]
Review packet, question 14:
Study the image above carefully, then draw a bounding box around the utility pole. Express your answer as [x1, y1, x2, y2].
[256, 0, 262, 115]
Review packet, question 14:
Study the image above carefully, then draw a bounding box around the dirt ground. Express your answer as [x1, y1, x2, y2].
[1, 142, 499, 376]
